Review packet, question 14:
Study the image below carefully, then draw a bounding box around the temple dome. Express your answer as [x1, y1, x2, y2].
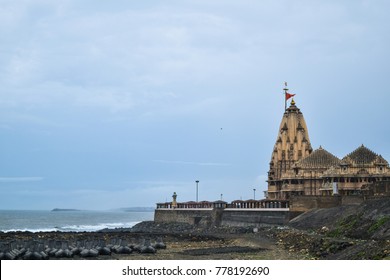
[295, 146, 341, 169]
[342, 145, 389, 166]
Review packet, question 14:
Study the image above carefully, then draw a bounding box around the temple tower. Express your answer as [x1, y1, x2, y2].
[267, 92, 313, 199]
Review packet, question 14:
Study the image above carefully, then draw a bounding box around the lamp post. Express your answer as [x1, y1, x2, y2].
[220, 193, 223, 200]
[195, 180, 199, 202]
[253, 188, 256, 200]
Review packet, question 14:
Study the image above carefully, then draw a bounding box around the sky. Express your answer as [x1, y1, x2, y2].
[0, 0, 389, 210]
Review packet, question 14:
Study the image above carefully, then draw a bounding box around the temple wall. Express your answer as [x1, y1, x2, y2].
[341, 196, 365, 205]
[220, 209, 292, 227]
[290, 195, 368, 211]
[290, 196, 341, 212]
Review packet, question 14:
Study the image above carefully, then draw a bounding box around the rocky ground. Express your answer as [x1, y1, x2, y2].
[1, 198, 389, 260]
[0, 223, 307, 260]
[281, 197, 390, 259]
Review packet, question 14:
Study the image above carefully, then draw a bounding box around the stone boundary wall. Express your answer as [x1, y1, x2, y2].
[155, 196, 379, 226]
[154, 209, 213, 227]
[154, 208, 293, 227]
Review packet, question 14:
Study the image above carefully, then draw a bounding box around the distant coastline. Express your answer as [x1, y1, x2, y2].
[51, 208, 81, 212]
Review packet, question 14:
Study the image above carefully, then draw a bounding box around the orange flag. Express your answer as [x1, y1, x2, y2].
[285, 93, 295, 100]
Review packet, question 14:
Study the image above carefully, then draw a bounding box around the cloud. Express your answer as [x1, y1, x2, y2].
[0, 0, 389, 210]
[0, 2, 250, 117]
[0, 177, 44, 183]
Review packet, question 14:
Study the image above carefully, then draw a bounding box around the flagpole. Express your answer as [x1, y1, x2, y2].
[283, 82, 288, 111]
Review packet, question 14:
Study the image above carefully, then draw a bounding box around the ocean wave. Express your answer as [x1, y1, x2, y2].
[2, 221, 141, 233]
[2, 227, 60, 233]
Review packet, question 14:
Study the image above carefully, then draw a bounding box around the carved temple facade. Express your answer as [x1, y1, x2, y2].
[267, 99, 390, 200]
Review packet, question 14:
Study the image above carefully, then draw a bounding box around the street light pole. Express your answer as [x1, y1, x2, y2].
[195, 180, 199, 202]
[253, 188, 256, 200]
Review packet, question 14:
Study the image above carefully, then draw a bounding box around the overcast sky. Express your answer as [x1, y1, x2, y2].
[0, 0, 389, 210]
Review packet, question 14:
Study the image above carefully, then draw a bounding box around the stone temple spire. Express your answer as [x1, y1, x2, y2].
[267, 98, 313, 199]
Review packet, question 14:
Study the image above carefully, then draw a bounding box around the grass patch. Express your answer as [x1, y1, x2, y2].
[368, 216, 390, 233]
[326, 213, 363, 238]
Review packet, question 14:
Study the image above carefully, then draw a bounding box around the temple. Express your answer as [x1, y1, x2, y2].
[156, 85, 390, 215]
[155, 86, 390, 226]
[266, 96, 390, 201]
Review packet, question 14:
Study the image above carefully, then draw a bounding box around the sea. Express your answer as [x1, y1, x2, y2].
[0, 210, 154, 233]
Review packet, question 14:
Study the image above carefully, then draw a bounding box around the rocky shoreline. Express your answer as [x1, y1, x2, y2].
[2, 221, 388, 260]
[1, 198, 389, 260]
[1, 221, 389, 260]
[0, 222, 306, 260]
